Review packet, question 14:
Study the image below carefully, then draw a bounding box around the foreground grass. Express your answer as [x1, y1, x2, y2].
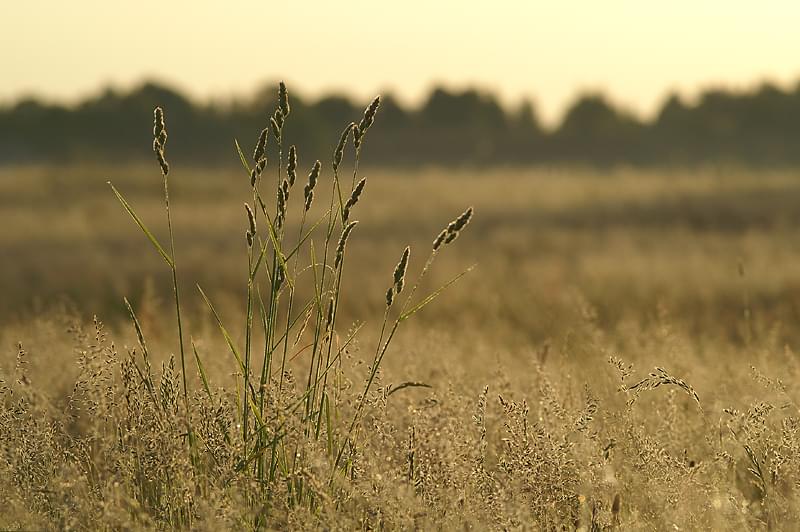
[3, 85, 800, 528]
[3, 308, 800, 529]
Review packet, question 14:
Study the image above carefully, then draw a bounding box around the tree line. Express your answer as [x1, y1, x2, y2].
[1, 80, 799, 167]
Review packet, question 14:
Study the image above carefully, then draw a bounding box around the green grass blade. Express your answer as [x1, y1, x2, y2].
[109, 182, 174, 268]
[234, 138, 253, 174]
[400, 265, 474, 321]
[386, 381, 433, 396]
[197, 285, 246, 375]
[191, 339, 213, 399]
[123, 297, 149, 359]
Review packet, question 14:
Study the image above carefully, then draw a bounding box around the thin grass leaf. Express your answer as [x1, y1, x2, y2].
[235, 138, 252, 174]
[400, 265, 475, 321]
[386, 381, 433, 396]
[109, 182, 174, 268]
[191, 339, 213, 399]
[198, 285, 246, 375]
[123, 297, 149, 359]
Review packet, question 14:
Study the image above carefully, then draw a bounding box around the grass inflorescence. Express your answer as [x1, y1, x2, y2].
[90, 82, 473, 528]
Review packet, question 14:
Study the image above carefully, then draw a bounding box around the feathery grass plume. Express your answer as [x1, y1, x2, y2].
[287, 145, 297, 186]
[333, 122, 355, 172]
[278, 81, 290, 118]
[353, 96, 381, 150]
[253, 127, 268, 163]
[342, 177, 366, 223]
[244, 203, 257, 235]
[334, 221, 358, 269]
[393, 246, 410, 294]
[434, 207, 474, 250]
[385, 287, 394, 308]
[152, 107, 169, 176]
[303, 160, 321, 211]
[627, 367, 701, 408]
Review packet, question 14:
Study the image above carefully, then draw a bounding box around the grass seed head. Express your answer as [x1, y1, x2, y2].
[152, 107, 169, 176]
[325, 297, 335, 330]
[343, 177, 366, 223]
[333, 123, 355, 172]
[359, 96, 381, 134]
[437, 207, 474, 248]
[303, 160, 321, 211]
[386, 287, 394, 308]
[244, 203, 257, 235]
[152, 107, 167, 150]
[246, 230, 254, 248]
[278, 81, 290, 118]
[270, 114, 282, 141]
[433, 229, 448, 251]
[276, 182, 287, 229]
[447, 206, 474, 234]
[287, 145, 297, 186]
[253, 127, 268, 163]
[353, 97, 380, 151]
[393, 246, 410, 294]
[335, 221, 358, 269]
[352, 124, 362, 150]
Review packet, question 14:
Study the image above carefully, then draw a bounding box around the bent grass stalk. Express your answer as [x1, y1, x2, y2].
[109, 107, 191, 453]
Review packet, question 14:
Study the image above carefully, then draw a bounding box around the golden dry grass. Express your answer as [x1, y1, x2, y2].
[3, 161, 800, 529]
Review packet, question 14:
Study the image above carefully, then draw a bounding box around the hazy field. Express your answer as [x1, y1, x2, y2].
[3, 162, 800, 529]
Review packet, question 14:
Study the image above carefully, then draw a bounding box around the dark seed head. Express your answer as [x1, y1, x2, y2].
[437, 207, 474, 248]
[278, 81, 290, 118]
[358, 96, 381, 134]
[432, 229, 448, 251]
[253, 127, 268, 163]
[244, 203, 257, 235]
[270, 115, 282, 141]
[287, 145, 297, 186]
[386, 287, 394, 308]
[335, 221, 358, 269]
[333, 122, 355, 172]
[303, 160, 321, 210]
[152, 107, 169, 175]
[343, 177, 366, 223]
[393, 246, 410, 294]
[325, 298, 335, 329]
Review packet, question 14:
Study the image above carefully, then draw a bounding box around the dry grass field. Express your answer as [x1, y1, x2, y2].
[3, 99, 800, 529]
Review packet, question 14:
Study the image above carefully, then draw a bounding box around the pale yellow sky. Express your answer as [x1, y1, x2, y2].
[1, 1, 799, 124]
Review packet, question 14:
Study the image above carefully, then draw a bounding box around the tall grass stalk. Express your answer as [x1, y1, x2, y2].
[109, 82, 473, 519]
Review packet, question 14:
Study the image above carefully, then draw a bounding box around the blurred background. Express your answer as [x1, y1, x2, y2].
[2, 0, 800, 348]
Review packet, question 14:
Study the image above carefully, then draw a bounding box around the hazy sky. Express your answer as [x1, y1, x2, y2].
[2, 1, 799, 124]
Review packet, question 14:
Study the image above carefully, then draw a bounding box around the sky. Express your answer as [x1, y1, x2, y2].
[1, 1, 799, 125]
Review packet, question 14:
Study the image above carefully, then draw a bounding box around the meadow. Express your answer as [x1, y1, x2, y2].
[2, 93, 800, 530]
